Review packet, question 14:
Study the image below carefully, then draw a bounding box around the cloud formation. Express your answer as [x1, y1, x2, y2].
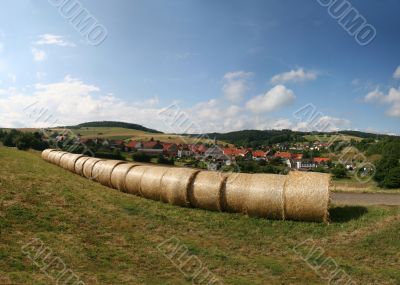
[35, 34, 76, 47]
[393, 66, 400, 79]
[246, 85, 295, 113]
[270, 68, 317, 84]
[222, 71, 253, 102]
[365, 87, 400, 117]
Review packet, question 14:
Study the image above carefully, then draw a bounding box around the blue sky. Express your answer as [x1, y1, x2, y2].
[0, 0, 399, 134]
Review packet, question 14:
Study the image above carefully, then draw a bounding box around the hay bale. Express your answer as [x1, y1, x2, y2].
[110, 163, 142, 192]
[66, 154, 85, 172]
[82, 158, 104, 180]
[41, 149, 56, 161]
[92, 160, 127, 187]
[139, 166, 170, 201]
[59, 153, 73, 169]
[224, 173, 287, 219]
[283, 172, 331, 223]
[160, 168, 200, 207]
[188, 171, 226, 211]
[52, 151, 69, 166]
[125, 166, 149, 196]
[47, 151, 58, 164]
[75, 156, 92, 176]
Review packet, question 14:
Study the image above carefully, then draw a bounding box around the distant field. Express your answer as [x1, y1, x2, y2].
[304, 134, 362, 142]
[333, 177, 400, 194]
[49, 127, 226, 144]
[0, 147, 399, 284]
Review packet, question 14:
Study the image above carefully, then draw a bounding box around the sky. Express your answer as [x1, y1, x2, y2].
[0, 0, 399, 134]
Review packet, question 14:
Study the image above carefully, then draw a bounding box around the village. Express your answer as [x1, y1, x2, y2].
[64, 135, 339, 172]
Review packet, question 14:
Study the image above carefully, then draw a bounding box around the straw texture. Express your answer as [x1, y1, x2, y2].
[75, 156, 91, 176]
[41, 150, 331, 222]
[42, 149, 56, 161]
[224, 173, 287, 219]
[189, 171, 226, 211]
[82, 158, 104, 179]
[160, 168, 199, 207]
[283, 172, 331, 223]
[92, 160, 127, 187]
[52, 151, 68, 166]
[110, 163, 142, 192]
[125, 166, 149, 196]
[139, 166, 170, 201]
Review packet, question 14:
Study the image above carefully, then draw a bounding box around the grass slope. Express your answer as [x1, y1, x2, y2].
[0, 147, 399, 284]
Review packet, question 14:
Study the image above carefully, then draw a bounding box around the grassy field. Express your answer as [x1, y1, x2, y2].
[333, 177, 400, 194]
[0, 147, 399, 284]
[304, 134, 362, 143]
[49, 127, 226, 145]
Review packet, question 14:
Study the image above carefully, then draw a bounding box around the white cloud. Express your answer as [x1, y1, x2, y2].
[393, 66, 400, 80]
[35, 34, 76, 47]
[222, 71, 253, 102]
[31, 48, 46, 62]
[364, 87, 400, 117]
[0, 76, 352, 133]
[365, 88, 384, 103]
[270, 68, 317, 85]
[292, 116, 351, 132]
[246, 85, 295, 113]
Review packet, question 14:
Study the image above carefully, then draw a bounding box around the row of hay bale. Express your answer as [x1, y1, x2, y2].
[42, 149, 331, 222]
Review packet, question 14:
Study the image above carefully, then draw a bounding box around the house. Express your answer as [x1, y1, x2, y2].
[274, 152, 292, 159]
[295, 160, 317, 170]
[252, 150, 267, 160]
[126, 140, 139, 152]
[177, 144, 193, 158]
[110, 140, 125, 149]
[223, 148, 253, 160]
[136, 141, 163, 156]
[204, 146, 226, 160]
[313, 157, 331, 165]
[162, 143, 178, 157]
[190, 144, 208, 156]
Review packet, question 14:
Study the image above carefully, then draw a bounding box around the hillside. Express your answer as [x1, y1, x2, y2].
[1, 147, 400, 284]
[67, 121, 162, 134]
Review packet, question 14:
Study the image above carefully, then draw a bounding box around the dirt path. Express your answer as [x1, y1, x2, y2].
[332, 192, 400, 206]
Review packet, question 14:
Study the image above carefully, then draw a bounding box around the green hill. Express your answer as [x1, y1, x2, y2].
[1, 146, 400, 284]
[67, 121, 162, 134]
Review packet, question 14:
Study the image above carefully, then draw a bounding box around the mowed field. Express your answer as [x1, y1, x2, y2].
[50, 127, 225, 145]
[0, 147, 399, 284]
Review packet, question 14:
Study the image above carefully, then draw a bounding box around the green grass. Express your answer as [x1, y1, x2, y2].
[0, 147, 399, 284]
[49, 127, 227, 145]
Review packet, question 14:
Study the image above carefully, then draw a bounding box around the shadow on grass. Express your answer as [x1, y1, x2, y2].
[329, 206, 368, 223]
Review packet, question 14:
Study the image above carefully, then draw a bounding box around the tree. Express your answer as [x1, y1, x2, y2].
[382, 167, 400, 189]
[132, 152, 151, 162]
[331, 164, 347, 179]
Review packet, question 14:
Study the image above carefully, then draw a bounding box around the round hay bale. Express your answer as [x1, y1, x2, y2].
[139, 166, 170, 201]
[47, 151, 59, 164]
[125, 166, 149, 196]
[59, 153, 74, 169]
[52, 151, 69, 166]
[42, 149, 56, 161]
[160, 168, 200, 207]
[224, 173, 286, 219]
[75, 156, 92, 176]
[283, 172, 331, 223]
[188, 171, 226, 211]
[92, 160, 127, 187]
[82, 158, 104, 180]
[110, 163, 142, 192]
[66, 154, 85, 172]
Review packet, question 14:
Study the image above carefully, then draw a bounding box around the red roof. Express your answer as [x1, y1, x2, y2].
[274, 152, 292, 159]
[112, 140, 125, 146]
[143, 141, 160, 149]
[252, 150, 266, 158]
[127, 141, 138, 148]
[313, 157, 331, 164]
[223, 148, 251, 156]
[291, 153, 303, 160]
[162, 143, 177, 151]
